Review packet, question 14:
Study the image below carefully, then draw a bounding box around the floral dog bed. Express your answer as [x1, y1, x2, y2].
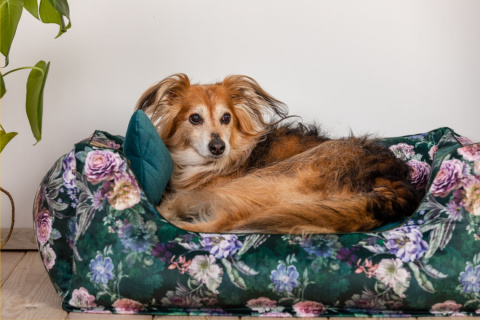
[33, 127, 480, 317]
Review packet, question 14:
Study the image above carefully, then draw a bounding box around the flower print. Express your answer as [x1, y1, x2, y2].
[459, 265, 480, 294]
[299, 235, 342, 259]
[246, 297, 281, 313]
[116, 219, 157, 253]
[475, 162, 480, 176]
[107, 172, 141, 210]
[345, 293, 386, 311]
[463, 177, 480, 216]
[446, 198, 464, 221]
[62, 150, 76, 189]
[69, 287, 97, 308]
[36, 208, 52, 245]
[270, 264, 299, 293]
[457, 136, 474, 147]
[66, 217, 77, 249]
[112, 298, 144, 314]
[200, 234, 243, 258]
[390, 143, 415, 161]
[84, 150, 124, 184]
[188, 255, 223, 294]
[106, 140, 121, 150]
[151, 242, 174, 262]
[293, 301, 326, 317]
[431, 159, 467, 197]
[429, 145, 438, 160]
[384, 226, 428, 263]
[89, 254, 114, 284]
[42, 243, 56, 270]
[169, 255, 192, 274]
[92, 188, 107, 210]
[161, 290, 202, 307]
[458, 145, 480, 161]
[375, 258, 411, 298]
[355, 259, 378, 278]
[407, 159, 431, 190]
[336, 247, 360, 266]
[430, 300, 462, 316]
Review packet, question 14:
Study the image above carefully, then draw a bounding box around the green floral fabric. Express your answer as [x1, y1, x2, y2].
[33, 128, 480, 317]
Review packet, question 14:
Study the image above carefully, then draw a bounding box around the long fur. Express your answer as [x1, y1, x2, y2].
[135, 74, 420, 234]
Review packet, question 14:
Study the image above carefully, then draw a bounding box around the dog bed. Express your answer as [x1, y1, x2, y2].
[33, 114, 480, 317]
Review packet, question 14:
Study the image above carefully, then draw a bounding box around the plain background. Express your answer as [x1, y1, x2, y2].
[2, 0, 480, 228]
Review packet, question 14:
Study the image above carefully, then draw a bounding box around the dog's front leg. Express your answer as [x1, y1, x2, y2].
[157, 191, 216, 224]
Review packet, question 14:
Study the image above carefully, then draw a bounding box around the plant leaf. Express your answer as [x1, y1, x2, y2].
[231, 257, 258, 276]
[221, 258, 247, 290]
[26, 60, 49, 143]
[39, 0, 70, 38]
[23, 0, 39, 19]
[0, 124, 18, 153]
[424, 224, 442, 260]
[1, 72, 6, 97]
[0, 0, 24, 66]
[409, 262, 435, 293]
[417, 260, 447, 279]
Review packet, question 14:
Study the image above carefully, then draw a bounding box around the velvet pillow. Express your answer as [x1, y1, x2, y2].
[123, 110, 173, 205]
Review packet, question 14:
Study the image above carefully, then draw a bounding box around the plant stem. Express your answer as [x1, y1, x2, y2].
[3, 66, 45, 77]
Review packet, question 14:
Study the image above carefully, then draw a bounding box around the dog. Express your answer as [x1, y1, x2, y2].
[135, 74, 420, 234]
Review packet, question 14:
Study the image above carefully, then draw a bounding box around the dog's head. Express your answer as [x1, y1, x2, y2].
[136, 74, 287, 169]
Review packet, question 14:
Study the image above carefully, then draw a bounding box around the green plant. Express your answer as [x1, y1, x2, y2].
[0, 0, 71, 152]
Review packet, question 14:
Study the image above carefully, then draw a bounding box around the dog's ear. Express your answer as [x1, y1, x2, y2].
[135, 74, 190, 138]
[223, 75, 288, 135]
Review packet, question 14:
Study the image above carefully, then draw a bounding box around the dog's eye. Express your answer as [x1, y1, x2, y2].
[221, 113, 231, 124]
[189, 114, 202, 125]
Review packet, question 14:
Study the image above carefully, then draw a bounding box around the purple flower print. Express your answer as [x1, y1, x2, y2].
[36, 208, 52, 245]
[151, 243, 174, 262]
[116, 219, 153, 253]
[89, 254, 114, 284]
[407, 159, 431, 190]
[336, 247, 360, 266]
[300, 235, 342, 259]
[84, 150, 124, 185]
[430, 159, 467, 197]
[62, 150, 76, 189]
[200, 234, 243, 258]
[270, 264, 299, 293]
[384, 226, 428, 263]
[459, 265, 480, 294]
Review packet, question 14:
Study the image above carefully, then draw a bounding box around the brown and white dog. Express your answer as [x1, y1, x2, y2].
[136, 74, 419, 234]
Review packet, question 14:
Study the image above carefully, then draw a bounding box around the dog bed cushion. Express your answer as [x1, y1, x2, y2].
[33, 126, 480, 317]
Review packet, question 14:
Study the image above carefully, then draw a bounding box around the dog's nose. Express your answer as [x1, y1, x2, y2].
[209, 138, 225, 155]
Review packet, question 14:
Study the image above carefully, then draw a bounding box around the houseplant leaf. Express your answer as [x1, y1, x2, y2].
[0, 124, 18, 153]
[23, 0, 39, 19]
[1, 72, 6, 97]
[26, 60, 49, 143]
[0, 0, 24, 66]
[39, 0, 70, 38]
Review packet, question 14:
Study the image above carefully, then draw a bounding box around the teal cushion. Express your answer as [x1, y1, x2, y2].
[123, 110, 173, 205]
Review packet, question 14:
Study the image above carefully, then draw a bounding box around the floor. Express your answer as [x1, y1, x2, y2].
[0, 229, 474, 320]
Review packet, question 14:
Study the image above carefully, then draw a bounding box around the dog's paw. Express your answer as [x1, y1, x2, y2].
[157, 192, 214, 223]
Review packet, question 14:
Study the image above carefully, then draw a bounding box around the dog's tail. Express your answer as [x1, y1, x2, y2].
[219, 178, 419, 234]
